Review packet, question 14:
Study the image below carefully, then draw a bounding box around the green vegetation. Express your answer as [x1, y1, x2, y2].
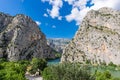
[43, 62, 120, 80]
[0, 59, 28, 80]
[94, 71, 120, 80]
[88, 24, 118, 35]
[28, 58, 47, 74]
[86, 59, 91, 64]
[47, 50, 61, 60]
[108, 62, 117, 67]
[55, 53, 61, 58]
[101, 13, 112, 16]
[53, 50, 61, 58]
[0, 58, 47, 80]
[42, 63, 95, 80]
[0, 57, 120, 80]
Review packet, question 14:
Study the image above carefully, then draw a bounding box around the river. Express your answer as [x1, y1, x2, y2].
[47, 58, 60, 65]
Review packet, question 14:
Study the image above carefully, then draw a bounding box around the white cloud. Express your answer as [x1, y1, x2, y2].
[52, 25, 56, 28]
[65, 0, 88, 9]
[65, 0, 74, 5]
[42, 0, 120, 25]
[43, 13, 48, 17]
[35, 21, 41, 26]
[50, 6, 59, 18]
[46, 9, 50, 14]
[66, 7, 90, 25]
[58, 16, 62, 20]
[65, 0, 120, 25]
[91, 0, 120, 10]
[42, 0, 63, 20]
[66, 8, 79, 22]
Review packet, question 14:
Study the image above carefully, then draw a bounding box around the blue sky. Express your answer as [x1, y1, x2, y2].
[0, 0, 119, 39]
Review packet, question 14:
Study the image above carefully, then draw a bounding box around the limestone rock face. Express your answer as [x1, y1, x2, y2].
[0, 12, 55, 61]
[61, 7, 120, 65]
[47, 38, 70, 53]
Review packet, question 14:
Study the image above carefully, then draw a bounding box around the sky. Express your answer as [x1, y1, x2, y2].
[0, 0, 120, 39]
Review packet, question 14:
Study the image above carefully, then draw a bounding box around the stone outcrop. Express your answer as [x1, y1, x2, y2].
[47, 38, 70, 53]
[0, 12, 55, 61]
[61, 7, 120, 65]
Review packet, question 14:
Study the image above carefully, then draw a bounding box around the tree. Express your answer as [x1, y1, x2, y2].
[0, 61, 27, 80]
[29, 58, 47, 74]
[42, 63, 95, 80]
[95, 71, 112, 80]
[108, 62, 117, 67]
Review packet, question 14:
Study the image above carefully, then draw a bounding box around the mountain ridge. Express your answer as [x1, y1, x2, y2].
[61, 7, 120, 65]
[0, 12, 55, 61]
[47, 38, 70, 53]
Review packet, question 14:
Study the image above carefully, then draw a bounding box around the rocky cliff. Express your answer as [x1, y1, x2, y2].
[47, 38, 70, 53]
[0, 12, 55, 61]
[61, 7, 120, 65]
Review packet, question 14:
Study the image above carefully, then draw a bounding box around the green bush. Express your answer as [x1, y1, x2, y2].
[108, 62, 117, 67]
[86, 60, 91, 64]
[52, 50, 61, 59]
[112, 77, 120, 80]
[0, 61, 27, 80]
[0, 58, 7, 63]
[55, 53, 61, 58]
[42, 63, 95, 80]
[95, 71, 111, 80]
[0, 57, 47, 80]
[29, 58, 47, 74]
[95, 70, 120, 80]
